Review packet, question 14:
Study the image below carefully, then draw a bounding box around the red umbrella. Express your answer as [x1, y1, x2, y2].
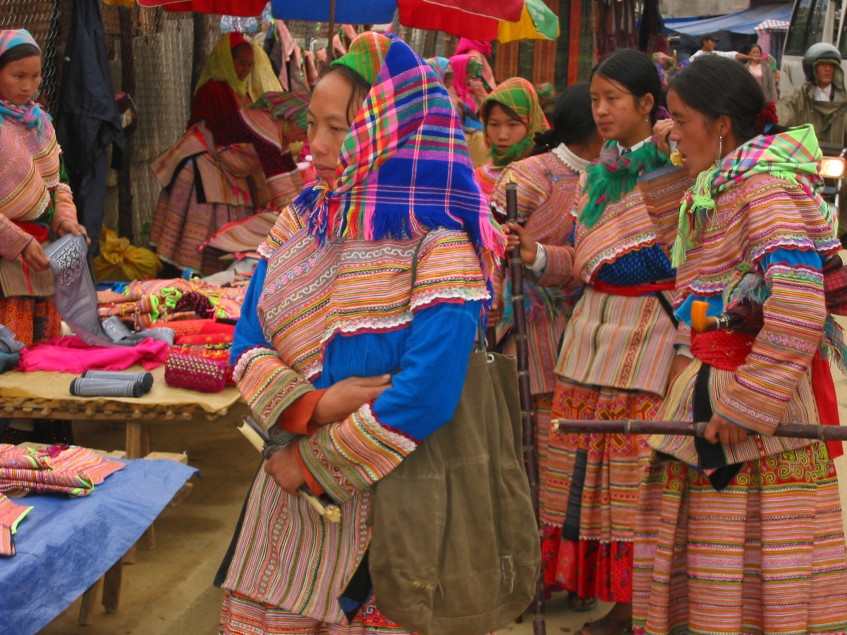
[136, 0, 268, 17]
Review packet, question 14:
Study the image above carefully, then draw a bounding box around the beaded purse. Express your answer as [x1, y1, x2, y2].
[164, 351, 228, 393]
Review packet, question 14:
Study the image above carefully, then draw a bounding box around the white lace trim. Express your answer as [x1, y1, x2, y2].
[552, 143, 590, 174]
[410, 287, 489, 312]
[232, 346, 275, 382]
[360, 403, 418, 454]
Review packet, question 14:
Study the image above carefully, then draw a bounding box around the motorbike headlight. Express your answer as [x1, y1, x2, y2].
[820, 157, 846, 179]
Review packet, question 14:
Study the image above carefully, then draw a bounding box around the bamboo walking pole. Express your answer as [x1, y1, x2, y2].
[552, 418, 847, 440]
[505, 179, 546, 635]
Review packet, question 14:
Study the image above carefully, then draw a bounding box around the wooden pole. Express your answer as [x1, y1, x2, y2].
[505, 181, 546, 635]
[327, 0, 337, 61]
[553, 418, 847, 440]
[117, 7, 135, 242]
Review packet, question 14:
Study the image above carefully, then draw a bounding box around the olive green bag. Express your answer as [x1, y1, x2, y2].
[369, 237, 541, 635]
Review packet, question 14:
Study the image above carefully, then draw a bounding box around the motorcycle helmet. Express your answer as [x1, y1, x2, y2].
[803, 42, 843, 82]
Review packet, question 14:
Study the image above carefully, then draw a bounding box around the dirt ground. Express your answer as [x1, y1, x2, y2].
[35, 365, 847, 635]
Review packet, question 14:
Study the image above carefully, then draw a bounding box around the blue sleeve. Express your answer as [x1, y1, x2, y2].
[372, 299, 482, 441]
[230, 259, 272, 365]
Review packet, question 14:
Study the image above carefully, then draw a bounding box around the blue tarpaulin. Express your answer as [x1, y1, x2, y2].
[0, 459, 197, 635]
[664, 3, 792, 36]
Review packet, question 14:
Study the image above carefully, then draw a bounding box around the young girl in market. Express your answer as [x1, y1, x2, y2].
[547, 49, 691, 635]
[489, 82, 603, 608]
[0, 29, 87, 342]
[634, 54, 847, 635]
[218, 31, 505, 635]
[475, 77, 549, 198]
[0, 29, 88, 444]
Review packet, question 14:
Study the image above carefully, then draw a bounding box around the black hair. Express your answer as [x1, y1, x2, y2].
[591, 48, 664, 122]
[481, 99, 522, 124]
[0, 43, 41, 71]
[700, 35, 716, 47]
[531, 81, 595, 155]
[319, 64, 371, 125]
[669, 55, 785, 145]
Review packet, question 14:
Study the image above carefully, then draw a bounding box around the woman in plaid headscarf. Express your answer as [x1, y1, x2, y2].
[218, 32, 504, 634]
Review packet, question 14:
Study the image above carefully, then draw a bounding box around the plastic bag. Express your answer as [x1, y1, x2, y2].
[92, 227, 163, 282]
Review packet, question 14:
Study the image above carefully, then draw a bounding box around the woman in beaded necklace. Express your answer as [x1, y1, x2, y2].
[546, 49, 691, 635]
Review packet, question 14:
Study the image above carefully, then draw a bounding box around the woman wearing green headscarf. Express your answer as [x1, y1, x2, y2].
[474, 77, 550, 199]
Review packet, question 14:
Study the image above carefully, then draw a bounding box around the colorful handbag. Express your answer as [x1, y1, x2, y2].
[164, 351, 227, 393]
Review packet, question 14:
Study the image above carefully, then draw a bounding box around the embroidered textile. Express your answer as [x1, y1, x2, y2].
[489, 151, 580, 394]
[573, 164, 688, 285]
[672, 124, 833, 265]
[546, 379, 659, 603]
[634, 447, 847, 634]
[0, 443, 125, 497]
[0, 492, 31, 556]
[579, 139, 669, 228]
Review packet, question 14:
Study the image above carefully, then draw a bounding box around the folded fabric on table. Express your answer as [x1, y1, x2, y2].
[0, 444, 126, 497]
[0, 492, 31, 556]
[18, 336, 169, 373]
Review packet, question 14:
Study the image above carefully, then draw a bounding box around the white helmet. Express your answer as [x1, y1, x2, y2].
[803, 43, 842, 82]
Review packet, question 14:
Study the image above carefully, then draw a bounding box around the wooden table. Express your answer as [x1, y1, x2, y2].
[0, 366, 246, 458]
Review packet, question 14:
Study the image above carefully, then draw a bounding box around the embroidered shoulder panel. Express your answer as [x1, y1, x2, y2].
[257, 228, 486, 379]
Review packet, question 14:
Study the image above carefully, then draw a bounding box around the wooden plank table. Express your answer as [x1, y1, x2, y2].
[0, 365, 246, 458]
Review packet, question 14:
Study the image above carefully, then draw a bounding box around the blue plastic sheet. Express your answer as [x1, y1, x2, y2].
[0, 459, 197, 635]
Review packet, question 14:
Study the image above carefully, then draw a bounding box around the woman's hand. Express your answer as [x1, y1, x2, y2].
[704, 412, 749, 445]
[264, 443, 306, 494]
[504, 222, 538, 267]
[55, 219, 90, 245]
[652, 119, 674, 156]
[311, 374, 392, 425]
[21, 239, 50, 271]
[487, 293, 504, 325]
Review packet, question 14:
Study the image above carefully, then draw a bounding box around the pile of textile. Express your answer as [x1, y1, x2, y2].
[0, 444, 126, 556]
[95, 278, 245, 390]
[97, 278, 247, 330]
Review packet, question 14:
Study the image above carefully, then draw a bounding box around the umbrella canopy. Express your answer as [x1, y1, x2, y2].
[272, 0, 558, 42]
[135, 0, 559, 43]
[137, 0, 269, 17]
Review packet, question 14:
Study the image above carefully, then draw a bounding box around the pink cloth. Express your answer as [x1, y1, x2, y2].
[455, 38, 492, 58]
[19, 336, 169, 373]
[449, 54, 477, 111]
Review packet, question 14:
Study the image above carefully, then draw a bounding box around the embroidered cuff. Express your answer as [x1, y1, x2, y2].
[298, 403, 418, 504]
[536, 244, 575, 287]
[235, 348, 314, 430]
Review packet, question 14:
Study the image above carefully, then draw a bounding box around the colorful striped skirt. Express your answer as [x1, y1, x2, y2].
[544, 378, 659, 602]
[0, 296, 61, 347]
[633, 444, 847, 634]
[149, 159, 254, 274]
[220, 590, 415, 635]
